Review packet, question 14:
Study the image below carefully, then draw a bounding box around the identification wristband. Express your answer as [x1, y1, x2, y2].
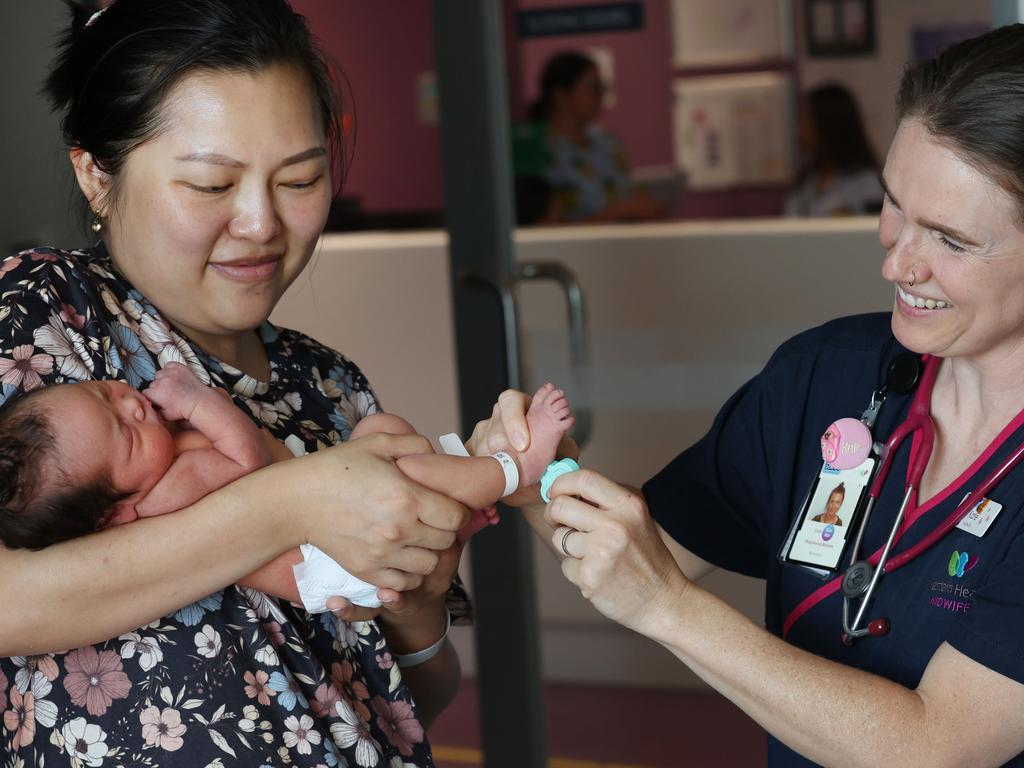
[438, 433, 519, 496]
[394, 610, 452, 668]
[491, 451, 519, 497]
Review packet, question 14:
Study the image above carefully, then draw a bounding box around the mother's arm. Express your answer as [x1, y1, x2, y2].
[0, 432, 467, 656]
[545, 469, 1024, 768]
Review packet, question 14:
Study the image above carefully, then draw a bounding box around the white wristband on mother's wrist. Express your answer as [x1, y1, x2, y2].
[394, 610, 452, 668]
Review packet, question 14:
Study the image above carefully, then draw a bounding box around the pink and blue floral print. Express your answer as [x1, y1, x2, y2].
[0, 245, 471, 767]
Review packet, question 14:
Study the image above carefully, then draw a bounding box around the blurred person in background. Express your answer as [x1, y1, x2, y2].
[523, 50, 664, 224]
[785, 82, 884, 217]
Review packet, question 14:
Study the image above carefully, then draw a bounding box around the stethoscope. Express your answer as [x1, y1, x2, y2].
[833, 353, 1024, 644]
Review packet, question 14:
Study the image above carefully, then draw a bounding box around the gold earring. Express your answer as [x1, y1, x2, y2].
[90, 210, 103, 234]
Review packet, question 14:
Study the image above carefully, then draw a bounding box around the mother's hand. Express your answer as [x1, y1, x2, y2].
[545, 469, 689, 635]
[325, 542, 461, 628]
[375, 543, 461, 643]
[280, 431, 470, 592]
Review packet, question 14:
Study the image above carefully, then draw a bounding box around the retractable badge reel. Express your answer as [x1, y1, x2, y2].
[836, 353, 922, 645]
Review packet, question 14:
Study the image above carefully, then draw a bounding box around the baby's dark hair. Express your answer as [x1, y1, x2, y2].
[0, 389, 128, 550]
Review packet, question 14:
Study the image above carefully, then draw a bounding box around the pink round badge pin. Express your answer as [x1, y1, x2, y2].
[820, 417, 872, 470]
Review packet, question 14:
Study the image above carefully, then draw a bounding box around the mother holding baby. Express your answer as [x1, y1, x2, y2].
[0, 1, 527, 764]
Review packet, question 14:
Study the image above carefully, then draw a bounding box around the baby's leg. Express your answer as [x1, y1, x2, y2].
[391, 383, 574, 510]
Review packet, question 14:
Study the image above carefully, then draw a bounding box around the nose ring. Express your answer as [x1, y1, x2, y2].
[908, 269, 916, 287]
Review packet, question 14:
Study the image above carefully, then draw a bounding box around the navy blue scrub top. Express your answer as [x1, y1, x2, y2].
[644, 313, 1024, 767]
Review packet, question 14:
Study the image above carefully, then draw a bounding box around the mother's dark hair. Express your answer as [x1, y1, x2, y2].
[46, 0, 345, 219]
[897, 23, 1024, 217]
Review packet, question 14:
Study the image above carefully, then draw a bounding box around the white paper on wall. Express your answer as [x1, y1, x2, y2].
[671, 0, 788, 67]
[587, 46, 617, 110]
[672, 72, 795, 189]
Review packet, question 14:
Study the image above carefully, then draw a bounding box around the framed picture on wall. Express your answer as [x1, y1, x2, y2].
[671, 0, 791, 67]
[806, 0, 875, 57]
[672, 72, 795, 189]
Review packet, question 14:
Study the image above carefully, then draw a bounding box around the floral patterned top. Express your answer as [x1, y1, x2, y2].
[0, 245, 470, 767]
[544, 125, 630, 221]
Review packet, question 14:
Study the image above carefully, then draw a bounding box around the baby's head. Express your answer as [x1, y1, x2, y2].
[0, 380, 175, 549]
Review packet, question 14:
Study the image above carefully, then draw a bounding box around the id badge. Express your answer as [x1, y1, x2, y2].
[779, 456, 877, 578]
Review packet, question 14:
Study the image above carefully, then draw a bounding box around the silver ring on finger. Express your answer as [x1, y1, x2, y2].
[559, 527, 577, 558]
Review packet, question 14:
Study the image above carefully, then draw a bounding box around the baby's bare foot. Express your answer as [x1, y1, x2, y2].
[514, 383, 575, 488]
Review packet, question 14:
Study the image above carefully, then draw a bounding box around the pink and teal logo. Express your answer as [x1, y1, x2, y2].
[821, 524, 835, 542]
[948, 550, 979, 578]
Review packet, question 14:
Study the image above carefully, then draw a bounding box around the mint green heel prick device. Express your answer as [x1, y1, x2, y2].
[540, 458, 580, 502]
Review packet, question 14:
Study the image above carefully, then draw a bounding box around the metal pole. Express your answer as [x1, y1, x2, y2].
[433, 2, 547, 766]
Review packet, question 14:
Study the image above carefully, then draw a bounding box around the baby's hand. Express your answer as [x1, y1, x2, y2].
[145, 362, 218, 421]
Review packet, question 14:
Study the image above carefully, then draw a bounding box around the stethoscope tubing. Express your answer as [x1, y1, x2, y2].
[786, 353, 1024, 640]
[885, 438, 1024, 573]
[845, 487, 913, 635]
[841, 354, 1024, 639]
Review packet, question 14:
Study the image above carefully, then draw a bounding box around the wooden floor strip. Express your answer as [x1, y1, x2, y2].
[431, 744, 657, 768]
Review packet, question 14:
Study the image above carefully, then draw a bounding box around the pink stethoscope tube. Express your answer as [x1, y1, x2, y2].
[807, 354, 1024, 643]
[866, 355, 1024, 574]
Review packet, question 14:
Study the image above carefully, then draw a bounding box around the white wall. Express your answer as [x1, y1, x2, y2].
[272, 219, 891, 689]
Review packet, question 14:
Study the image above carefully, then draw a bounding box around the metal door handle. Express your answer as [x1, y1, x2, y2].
[517, 261, 592, 448]
[460, 270, 522, 391]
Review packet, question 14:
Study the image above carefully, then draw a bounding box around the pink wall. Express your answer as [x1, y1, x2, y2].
[516, 0, 675, 168]
[290, 0, 443, 213]
[293, 0, 677, 216]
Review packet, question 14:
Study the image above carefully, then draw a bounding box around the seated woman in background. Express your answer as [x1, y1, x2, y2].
[525, 50, 664, 224]
[785, 82, 884, 217]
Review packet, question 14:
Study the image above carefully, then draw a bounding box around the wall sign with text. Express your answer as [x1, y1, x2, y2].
[517, 3, 645, 38]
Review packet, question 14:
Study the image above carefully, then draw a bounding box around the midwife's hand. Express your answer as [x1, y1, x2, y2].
[545, 469, 688, 635]
[465, 389, 579, 507]
[291, 432, 469, 593]
[465, 389, 532, 454]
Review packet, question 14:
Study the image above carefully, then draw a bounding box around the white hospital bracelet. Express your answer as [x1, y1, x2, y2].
[439, 434, 519, 496]
[394, 611, 452, 668]
[491, 451, 519, 497]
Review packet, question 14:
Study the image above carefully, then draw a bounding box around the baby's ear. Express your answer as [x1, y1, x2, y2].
[106, 498, 139, 525]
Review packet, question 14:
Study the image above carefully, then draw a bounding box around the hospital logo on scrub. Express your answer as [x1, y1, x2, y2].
[948, 550, 979, 578]
[927, 551, 978, 614]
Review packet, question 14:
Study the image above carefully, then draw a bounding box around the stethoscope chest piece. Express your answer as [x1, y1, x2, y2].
[841, 561, 873, 598]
